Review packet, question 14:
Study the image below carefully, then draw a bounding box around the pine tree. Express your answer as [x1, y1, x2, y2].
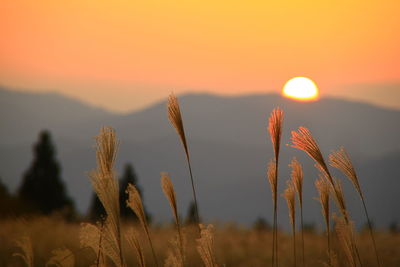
[18, 131, 74, 215]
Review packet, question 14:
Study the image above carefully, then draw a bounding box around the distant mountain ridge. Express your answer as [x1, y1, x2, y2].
[0, 87, 399, 228]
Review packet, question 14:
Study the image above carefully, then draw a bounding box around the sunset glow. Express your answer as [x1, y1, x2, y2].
[0, 1, 400, 112]
[282, 77, 319, 101]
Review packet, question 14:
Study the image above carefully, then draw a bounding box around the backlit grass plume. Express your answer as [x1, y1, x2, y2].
[290, 158, 305, 267]
[46, 248, 75, 267]
[126, 183, 158, 267]
[290, 128, 348, 220]
[126, 228, 146, 267]
[284, 181, 297, 267]
[197, 224, 219, 267]
[329, 147, 381, 266]
[290, 127, 331, 183]
[167, 93, 200, 225]
[330, 179, 363, 266]
[161, 172, 185, 266]
[290, 127, 363, 265]
[13, 235, 33, 267]
[334, 216, 357, 267]
[165, 234, 187, 267]
[267, 160, 277, 207]
[89, 126, 124, 267]
[79, 222, 106, 266]
[330, 178, 349, 224]
[315, 176, 331, 265]
[267, 107, 284, 267]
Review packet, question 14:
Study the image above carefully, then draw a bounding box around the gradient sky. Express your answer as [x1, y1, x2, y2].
[1, 0, 399, 112]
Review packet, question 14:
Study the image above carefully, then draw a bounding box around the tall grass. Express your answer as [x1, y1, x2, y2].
[289, 158, 305, 266]
[126, 184, 159, 267]
[267, 107, 284, 267]
[284, 180, 296, 267]
[13, 235, 33, 267]
[168, 93, 200, 225]
[125, 228, 146, 267]
[290, 127, 364, 266]
[197, 224, 218, 267]
[329, 147, 381, 266]
[161, 172, 185, 266]
[89, 126, 124, 267]
[334, 216, 358, 267]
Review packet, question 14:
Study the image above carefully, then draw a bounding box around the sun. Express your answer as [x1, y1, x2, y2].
[282, 77, 319, 101]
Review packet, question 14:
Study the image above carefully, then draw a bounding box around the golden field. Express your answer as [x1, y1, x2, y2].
[1, 216, 400, 267]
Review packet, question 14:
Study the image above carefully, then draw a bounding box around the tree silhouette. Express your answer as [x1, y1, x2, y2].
[88, 163, 149, 222]
[18, 131, 74, 215]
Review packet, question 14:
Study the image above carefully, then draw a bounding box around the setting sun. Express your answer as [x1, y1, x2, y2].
[282, 77, 319, 101]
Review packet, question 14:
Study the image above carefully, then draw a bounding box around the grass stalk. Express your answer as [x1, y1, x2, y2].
[284, 180, 296, 267]
[290, 158, 305, 266]
[268, 107, 284, 267]
[329, 147, 381, 266]
[168, 93, 200, 226]
[126, 184, 159, 267]
[161, 172, 185, 266]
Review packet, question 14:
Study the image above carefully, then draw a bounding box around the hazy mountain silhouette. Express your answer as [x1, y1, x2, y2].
[0, 87, 399, 228]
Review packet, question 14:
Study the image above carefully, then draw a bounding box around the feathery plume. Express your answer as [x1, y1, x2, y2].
[167, 93, 200, 225]
[196, 224, 218, 267]
[46, 248, 75, 267]
[161, 173, 179, 226]
[330, 178, 349, 224]
[284, 181, 296, 233]
[89, 126, 123, 267]
[290, 128, 363, 265]
[315, 177, 330, 237]
[126, 184, 159, 267]
[161, 173, 185, 266]
[290, 158, 303, 206]
[13, 235, 34, 267]
[284, 181, 297, 267]
[269, 107, 284, 160]
[126, 228, 146, 267]
[290, 158, 305, 266]
[334, 216, 357, 267]
[329, 148, 361, 195]
[79, 222, 116, 266]
[165, 233, 187, 267]
[290, 127, 331, 182]
[267, 160, 277, 205]
[267, 107, 284, 267]
[330, 147, 381, 266]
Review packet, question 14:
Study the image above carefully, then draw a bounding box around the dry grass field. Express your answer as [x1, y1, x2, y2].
[1, 217, 399, 266]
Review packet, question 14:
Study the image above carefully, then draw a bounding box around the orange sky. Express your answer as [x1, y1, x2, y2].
[1, 0, 399, 112]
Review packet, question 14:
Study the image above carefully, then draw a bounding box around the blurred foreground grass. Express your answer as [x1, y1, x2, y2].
[1, 216, 399, 266]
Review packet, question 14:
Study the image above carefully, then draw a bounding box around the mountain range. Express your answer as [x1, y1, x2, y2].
[0, 87, 399, 229]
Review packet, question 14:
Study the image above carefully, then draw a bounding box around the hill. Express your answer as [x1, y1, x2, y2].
[0, 87, 399, 228]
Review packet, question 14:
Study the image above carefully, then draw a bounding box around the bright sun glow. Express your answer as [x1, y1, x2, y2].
[282, 77, 319, 101]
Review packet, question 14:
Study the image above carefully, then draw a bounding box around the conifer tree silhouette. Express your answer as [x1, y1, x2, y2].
[18, 131, 74, 215]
